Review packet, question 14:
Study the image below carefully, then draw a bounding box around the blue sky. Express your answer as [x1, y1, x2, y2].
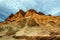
[0, 0, 60, 21]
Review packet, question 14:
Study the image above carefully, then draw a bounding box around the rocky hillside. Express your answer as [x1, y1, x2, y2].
[0, 9, 60, 40]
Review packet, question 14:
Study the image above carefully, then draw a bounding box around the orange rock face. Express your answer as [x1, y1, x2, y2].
[25, 9, 37, 17]
[3, 9, 60, 32]
[5, 10, 25, 22]
[1, 9, 60, 25]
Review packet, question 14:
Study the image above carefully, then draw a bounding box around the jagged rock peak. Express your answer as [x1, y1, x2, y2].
[38, 12, 45, 15]
[25, 9, 38, 17]
[8, 13, 14, 18]
[48, 14, 51, 16]
[27, 9, 37, 13]
[5, 13, 14, 21]
[16, 9, 26, 16]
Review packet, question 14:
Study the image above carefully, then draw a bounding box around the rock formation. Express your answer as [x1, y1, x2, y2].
[38, 12, 45, 15]
[0, 9, 60, 40]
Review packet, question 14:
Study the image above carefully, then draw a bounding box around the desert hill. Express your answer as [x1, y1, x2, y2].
[2, 9, 60, 26]
[0, 9, 60, 40]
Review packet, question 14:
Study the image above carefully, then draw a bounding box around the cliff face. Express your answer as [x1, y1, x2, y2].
[1, 9, 60, 31]
[5, 10, 25, 23]
[2, 9, 60, 34]
[5, 9, 60, 23]
[25, 9, 37, 17]
[0, 9, 60, 40]
[4, 9, 46, 23]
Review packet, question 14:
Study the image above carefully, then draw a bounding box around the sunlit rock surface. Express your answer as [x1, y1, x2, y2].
[0, 9, 60, 40]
